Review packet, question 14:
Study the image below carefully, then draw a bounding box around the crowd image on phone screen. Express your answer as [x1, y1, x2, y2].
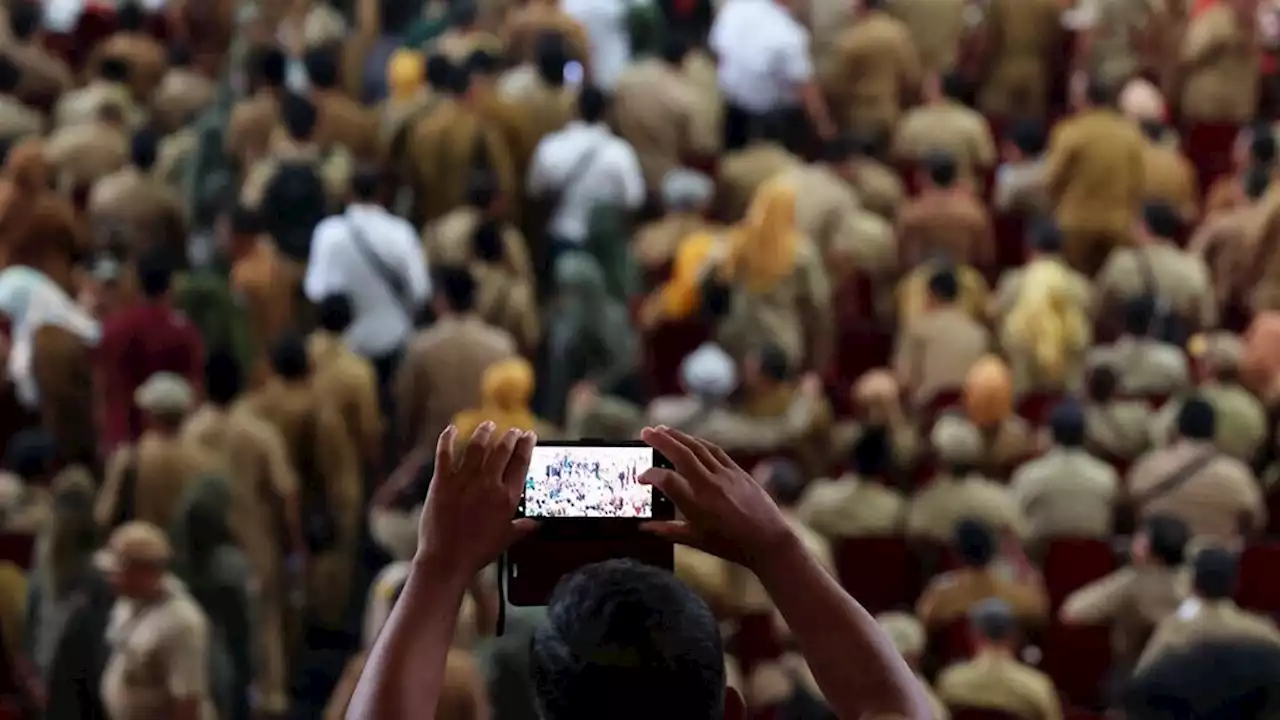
[523, 446, 654, 518]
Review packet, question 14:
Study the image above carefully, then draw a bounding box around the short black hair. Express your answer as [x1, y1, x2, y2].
[925, 152, 957, 188]
[660, 35, 689, 66]
[1049, 400, 1086, 447]
[969, 598, 1016, 643]
[449, 0, 479, 26]
[940, 72, 971, 105]
[473, 219, 504, 263]
[252, 46, 288, 88]
[168, 42, 193, 67]
[1086, 78, 1115, 107]
[1192, 547, 1238, 600]
[130, 129, 159, 171]
[822, 134, 858, 163]
[756, 343, 791, 382]
[954, 518, 996, 568]
[1139, 119, 1166, 143]
[1177, 396, 1216, 441]
[927, 266, 960, 303]
[534, 33, 568, 87]
[100, 57, 131, 84]
[531, 560, 725, 720]
[270, 333, 310, 381]
[1251, 124, 1277, 166]
[115, 1, 146, 31]
[1029, 216, 1062, 254]
[4, 429, 54, 480]
[1123, 294, 1157, 336]
[443, 63, 472, 95]
[1245, 164, 1271, 201]
[426, 54, 454, 90]
[350, 166, 381, 202]
[1124, 640, 1280, 720]
[280, 93, 318, 141]
[438, 266, 477, 312]
[303, 47, 340, 89]
[851, 425, 890, 478]
[765, 459, 804, 507]
[1143, 201, 1182, 240]
[465, 48, 499, 77]
[136, 250, 173, 298]
[1086, 365, 1119, 402]
[8, 1, 40, 40]
[577, 86, 608, 124]
[230, 204, 262, 236]
[0, 55, 21, 94]
[1007, 118, 1046, 156]
[204, 349, 243, 406]
[317, 295, 354, 334]
[1143, 514, 1189, 567]
[466, 170, 497, 209]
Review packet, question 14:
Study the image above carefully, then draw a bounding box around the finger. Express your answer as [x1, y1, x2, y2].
[482, 428, 521, 485]
[642, 426, 709, 478]
[459, 421, 496, 473]
[434, 425, 457, 476]
[504, 518, 539, 546]
[692, 434, 735, 469]
[502, 430, 537, 498]
[664, 427, 724, 471]
[639, 467, 696, 509]
[639, 520, 700, 546]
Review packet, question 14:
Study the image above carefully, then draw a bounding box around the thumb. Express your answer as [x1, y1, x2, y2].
[639, 520, 700, 547]
[504, 518, 539, 547]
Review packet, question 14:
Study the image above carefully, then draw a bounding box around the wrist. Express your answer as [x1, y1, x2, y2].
[748, 527, 808, 587]
[411, 550, 473, 596]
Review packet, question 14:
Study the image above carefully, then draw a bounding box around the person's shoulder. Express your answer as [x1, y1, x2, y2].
[936, 657, 982, 689]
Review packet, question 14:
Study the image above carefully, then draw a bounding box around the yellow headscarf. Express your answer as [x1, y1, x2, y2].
[387, 50, 425, 102]
[1002, 259, 1090, 383]
[452, 358, 539, 440]
[652, 177, 800, 322]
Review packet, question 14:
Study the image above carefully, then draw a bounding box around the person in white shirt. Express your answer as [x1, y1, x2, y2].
[528, 86, 645, 282]
[304, 167, 430, 397]
[562, 0, 637, 92]
[709, 0, 834, 151]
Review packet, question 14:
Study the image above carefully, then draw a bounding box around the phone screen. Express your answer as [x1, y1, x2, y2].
[522, 446, 654, 518]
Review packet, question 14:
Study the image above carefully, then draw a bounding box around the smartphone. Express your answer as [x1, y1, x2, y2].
[505, 441, 675, 607]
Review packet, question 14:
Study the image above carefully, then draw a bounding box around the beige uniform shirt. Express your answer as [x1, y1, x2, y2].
[1127, 440, 1265, 542]
[935, 651, 1062, 720]
[906, 473, 1028, 542]
[796, 474, 907, 538]
[1137, 598, 1280, 671]
[1009, 448, 1120, 541]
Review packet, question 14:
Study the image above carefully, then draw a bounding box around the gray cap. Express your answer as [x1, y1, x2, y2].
[134, 372, 194, 415]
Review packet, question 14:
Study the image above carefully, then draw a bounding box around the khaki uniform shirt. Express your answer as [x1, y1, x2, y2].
[1137, 599, 1280, 671]
[888, 0, 966, 74]
[87, 33, 168, 101]
[1149, 383, 1268, 464]
[308, 332, 383, 463]
[89, 166, 188, 262]
[894, 307, 991, 405]
[53, 81, 142, 130]
[1010, 448, 1120, 541]
[151, 68, 217, 134]
[612, 58, 720, 193]
[1096, 243, 1217, 331]
[716, 143, 802, 222]
[44, 121, 129, 193]
[0, 94, 42, 143]
[1143, 141, 1199, 222]
[907, 473, 1028, 543]
[850, 157, 906, 220]
[918, 568, 1050, 628]
[892, 102, 998, 184]
[226, 92, 281, 170]
[897, 190, 995, 269]
[1127, 440, 1265, 542]
[1062, 564, 1186, 663]
[935, 651, 1062, 720]
[1087, 337, 1192, 396]
[828, 11, 922, 136]
[797, 474, 907, 538]
[94, 433, 212, 532]
[1085, 399, 1154, 461]
[2, 42, 73, 111]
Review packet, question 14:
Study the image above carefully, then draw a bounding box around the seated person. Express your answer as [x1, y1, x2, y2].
[1082, 364, 1152, 462]
[829, 369, 921, 473]
[917, 519, 1048, 629]
[798, 426, 907, 539]
[962, 356, 1036, 476]
[1087, 294, 1192, 397]
[894, 266, 991, 407]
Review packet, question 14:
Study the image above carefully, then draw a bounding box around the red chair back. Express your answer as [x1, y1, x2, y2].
[731, 612, 783, 674]
[1042, 538, 1116, 612]
[1181, 122, 1242, 195]
[950, 708, 1025, 720]
[0, 535, 34, 571]
[1237, 543, 1280, 613]
[1041, 621, 1112, 710]
[833, 537, 918, 615]
[929, 618, 975, 666]
[640, 319, 710, 397]
[1017, 392, 1064, 427]
[917, 390, 964, 433]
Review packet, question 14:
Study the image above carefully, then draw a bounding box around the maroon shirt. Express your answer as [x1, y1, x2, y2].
[96, 301, 204, 452]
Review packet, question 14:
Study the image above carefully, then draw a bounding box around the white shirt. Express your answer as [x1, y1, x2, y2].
[528, 121, 646, 244]
[305, 204, 431, 358]
[710, 0, 814, 113]
[562, 0, 636, 92]
[0, 267, 101, 408]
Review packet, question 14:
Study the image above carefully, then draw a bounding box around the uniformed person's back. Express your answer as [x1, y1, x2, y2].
[797, 425, 907, 539]
[908, 415, 1026, 542]
[917, 520, 1049, 628]
[1086, 295, 1192, 397]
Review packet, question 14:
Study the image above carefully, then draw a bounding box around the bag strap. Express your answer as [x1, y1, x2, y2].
[345, 216, 416, 321]
[1132, 449, 1218, 506]
[556, 140, 606, 211]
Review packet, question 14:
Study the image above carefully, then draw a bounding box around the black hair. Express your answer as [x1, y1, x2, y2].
[168, 42, 193, 67]
[4, 429, 54, 480]
[531, 560, 725, 720]
[350, 166, 381, 202]
[1177, 396, 1216, 441]
[100, 57, 131, 85]
[1143, 514, 1189, 567]
[850, 131, 886, 159]
[1123, 294, 1157, 336]
[1192, 547, 1237, 600]
[1086, 365, 1119, 403]
[1049, 400, 1086, 447]
[204, 350, 243, 406]
[927, 266, 960, 303]
[450, 0, 479, 27]
[700, 277, 732, 322]
[303, 47, 340, 90]
[137, 249, 173, 298]
[660, 35, 689, 66]
[925, 152, 957, 188]
[443, 63, 472, 95]
[940, 72, 971, 105]
[426, 55, 454, 90]
[130, 129, 159, 171]
[473, 219, 505, 263]
[8, 2, 40, 41]
[765, 459, 805, 507]
[280, 93, 318, 142]
[954, 518, 995, 568]
[1245, 164, 1271, 201]
[969, 598, 1016, 643]
[309, 296, 351, 337]
[1124, 640, 1280, 720]
[1143, 201, 1182, 240]
[755, 112, 788, 144]
[1029, 216, 1062, 254]
[0, 56, 21, 95]
[534, 33, 568, 87]
[1006, 118, 1046, 156]
[465, 48, 499, 77]
[851, 425, 890, 478]
[270, 333, 310, 381]
[230, 204, 262, 236]
[1086, 78, 1115, 107]
[1251, 124, 1277, 166]
[438, 266, 477, 312]
[577, 86, 607, 124]
[115, 2, 146, 31]
[1139, 119, 1167, 143]
[822, 134, 858, 163]
[252, 46, 288, 89]
[756, 343, 791, 383]
[466, 171, 497, 209]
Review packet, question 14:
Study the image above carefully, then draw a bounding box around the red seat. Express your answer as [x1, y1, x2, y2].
[641, 319, 710, 397]
[1181, 122, 1242, 197]
[832, 323, 894, 404]
[1041, 621, 1111, 710]
[0, 534, 35, 571]
[993, 213, 1028, 273]
[1042, 538, 1116, 612]
[929, 618, 975, 666]
[834, 537, 918, 615]
[1017, 392, 1064, 427]
[1237, 543, 1280, 613]
[951, 709, 1025, 720]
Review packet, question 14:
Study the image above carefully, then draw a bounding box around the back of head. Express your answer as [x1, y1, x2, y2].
[450, 0, 480, 27]
[270, 333, 310, 381]
[577, 85, 607, 125]
[472, 219, 504, 263]
[954, 518, 996, 568]
[466, 171, 498, 210]
[940, 72, 971, 105]
[1049, 400, 1086, 447]
[756, 343, 791, 383]
[851, 425, 891, 478]
[0, 56, 21, 95]
[168, 42, 193, 68]
[317, 294, 354, 334]
[1143, 514, 1189, 567]
[130, 129, 159, 171]
[8, 2, 40, 41]
[1086, 78, 1116, 107]
[925, 152, 957, 188]
[1177, 396, 1216, 441]
[204, 350, 243, 406]
[1192, 547, 1238, 600]
[115, 2, 146, 31]
[754, 112, 788, 144]
[926, 265, 960, 304]
[1029, 216, 1063, 254]
[764, 459, 804, 508]
[350, 165, 382, 204]
[136, 249, 173, 299]
[281, 93, 318, 142]
[1251, 124, 1277, 167]
[534, 33, 569, 87]
[303, 47, 340, 90]
[252, 45, 288, 89]
[1123, 294, 1157, 336]
[1086, 364, 1120, 402]
[531, 559, 725, 720]
[4, 429, 54, 480]
[1125, 639, 1280, 720]
[230, 204, 263, 237]
[1245, 164, 1272, 201]
[660, 35, 689, 66]
[438, 266, 477, 313]
[426, 55, 455, 90]
[1143, 201, 1182, 241]
[1139, 119, 1167, 143]
[100, 57, 131, 85]
[969, 597, 1016, 644]
[1007, 118, 1047, 157]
